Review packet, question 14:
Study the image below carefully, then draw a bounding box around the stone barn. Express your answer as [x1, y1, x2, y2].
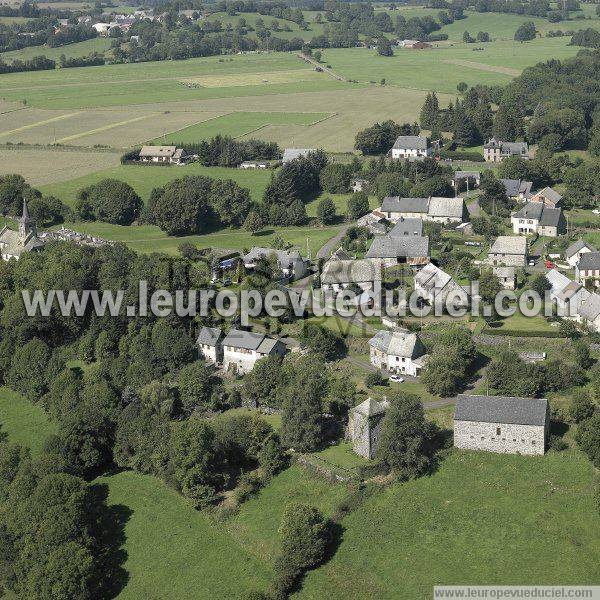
[347, 397, 389, 459]
[453, 395, 549, 456]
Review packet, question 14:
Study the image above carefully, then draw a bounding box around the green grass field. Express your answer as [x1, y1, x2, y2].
[153, 110, 332, 144]
[0, 386, 57, 456]
[0, 37, 113, 63]
[299, 449, 600, 599]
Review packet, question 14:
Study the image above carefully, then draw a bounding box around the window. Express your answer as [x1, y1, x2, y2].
[496, 427, 501, 436]
[532, 440, 536, 445]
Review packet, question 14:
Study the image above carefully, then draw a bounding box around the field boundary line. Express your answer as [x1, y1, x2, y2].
[0, 111, 81, 138]
[296, 53, 348, 82]
[142, 111, 234, 144]
[307, 112, 338, 126]
[56, 113, 156, 144]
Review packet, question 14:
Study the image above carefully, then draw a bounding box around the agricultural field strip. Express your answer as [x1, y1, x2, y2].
[56, 113, 157, 143]
[441, 59, 521, 76]
[0, 111, 81, 137]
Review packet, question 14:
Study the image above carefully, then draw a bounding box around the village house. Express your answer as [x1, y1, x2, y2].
[530, 186, 562, 208]
[356, 211, 387, 235]
[492, 266, 516, 290]
[380, 196, 467, 224]
[414, 262, 468, 306]
[242, 247, 307, 280]
[321, 258, 382, 292]
[196, 327, 224, 364]
[0, 200, 44, 261]
[347, 397, 389, 459]
[546, 268, 589, 320]
[453, 395, 549, 456]
[222, 329, 286, 375]
[399, 39, 431, 49]
[452, 170, 480, 191]
[282, 148, 315, 163]
[575, 251, 600, 288]
[565, 240, 596, 268]
[483, 138, 529, 162]
[511, 202, 566, 237]
[368, 328, 428, 377]
[499, 178, 533, 201]
[388, 216, 423, 237]
[577, 292, 600, 331]
[390, 135, 432, 160]
[138, 145, 187, 164]
[365, 234, 430, 267]
[487, 236, 528, 267]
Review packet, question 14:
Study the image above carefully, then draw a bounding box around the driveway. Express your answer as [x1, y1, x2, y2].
[316, 223, 352, 260]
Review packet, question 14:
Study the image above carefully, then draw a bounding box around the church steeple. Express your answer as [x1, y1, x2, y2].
[18, 198, 35, 240]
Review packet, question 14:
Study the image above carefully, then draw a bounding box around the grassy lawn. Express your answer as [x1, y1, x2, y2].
[0, 386, 57, 456]
[484, 311, 560, 335]
[39, 162, 272, 206]
[300, 449, 600, 599]
[0, 38, 113, 63]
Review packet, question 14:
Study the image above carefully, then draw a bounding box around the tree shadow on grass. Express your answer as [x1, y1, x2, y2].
[253, 229, 275, 237]
[88, 482, 132, 599]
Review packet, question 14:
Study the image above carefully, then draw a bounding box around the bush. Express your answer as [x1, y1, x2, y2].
[365, 371, 386, 387]
[548, 434, 568, 451]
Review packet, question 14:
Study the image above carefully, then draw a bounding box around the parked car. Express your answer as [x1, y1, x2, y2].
[389, 375, 404, 383]
[545, 260, 556, 269]
[528, 259, 535, 266]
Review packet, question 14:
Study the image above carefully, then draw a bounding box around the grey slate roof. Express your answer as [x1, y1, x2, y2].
[578, 293, 600, 321]
[282, 148, 315, 163]
[512, 203, 563, 228]
[534, 186, 562, 203]
[428, 196, 465, 219]
[321, 258, 382, 284]
[454, 170, 480, 180]
[380, 197, 428, 214]
[388, 217, 423, 237]
[352, 397, 388, 417]
[365, 235, 430, 259]
[538, 206, 563, 228]
[196, 326, 222, 346]
[565, 239, 596, 259]
[489, 236, 527, 256]
[369, 328, 426, 358]
[500, 179, 533, 198]
[243, 247, 302, 269]
[222, 328, 265, 351]
[492, 266, 515, 279]
[545, 268, 570, 295]
[454, 395, 548, 426]
[139, 145, 177, 157]
[414, 262, 452, 292]
[577, 251, 600, 271]
[392, 135, 428, 150]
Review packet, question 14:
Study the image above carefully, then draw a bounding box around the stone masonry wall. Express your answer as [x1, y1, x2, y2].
[454, 420, 546, 456]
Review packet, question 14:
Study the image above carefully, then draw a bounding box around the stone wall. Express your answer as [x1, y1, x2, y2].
[454, 420, 546, 456]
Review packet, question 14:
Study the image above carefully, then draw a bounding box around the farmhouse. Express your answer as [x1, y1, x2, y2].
[400, 39, 431, 49]
[321, 258, 382, 292]
[365, 234, 430, 267]
[282, 148, 315, 163]
[487, 236, 528, 267]
[390, 135, 432, 160]
[546, 268, 589, 319]
[139, 145, 187, 164]
[380, 196, 467, 224]
[243, 247, 307, 280]
[511, 203, 565, 237]
[196, 327, 224, 364]
[222, 329, 286, 375]
[575, 251, 600, 288]
[414, 262, 467, 305]
[483, 138, 529, 162]
[530, 186, 562, 208]
[0, 200, 43, 261]
[499, 178, 533, 201]
[368, 328, 428, 377]
[492, 266, 516, 290]
[566, 240, 596, 268]
[347, 397, 389, 459]
[389, 217, 423, 237]
[453, 395, 549, 456]
[577, 292, 600, 331]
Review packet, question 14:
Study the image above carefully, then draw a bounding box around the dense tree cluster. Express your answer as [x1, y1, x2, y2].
[354, 120, 420, 155]
[75, 179, 143, 226]
[181, 135, 280, 167]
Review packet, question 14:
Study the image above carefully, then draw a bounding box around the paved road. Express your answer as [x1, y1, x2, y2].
[316, 223, 352, 260]
[466, 193, 481, 217]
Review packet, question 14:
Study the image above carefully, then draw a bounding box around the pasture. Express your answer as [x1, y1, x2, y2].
[0, 37, 113, 63]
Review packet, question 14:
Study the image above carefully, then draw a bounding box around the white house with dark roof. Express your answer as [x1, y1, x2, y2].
[321, 258, 382, 292]
[196, 326, 224, 364]
[368, 328, 428, 377]
[243, 247, 307, 280]
[499, 178, 533, 201]
[453, 395, 549, 455]
[565, 240, 596, 268]
[390, 135, 432, 160]
[511, 202, 565, 237]
[222, 329, 286, 374]
[576, 251, 600, 288]
[380, 196, 466, 224]
[282, 148, 315, 163]
[483, 138, 529, 162]
[530, 186, 562, 208]
[414, 262, 467, 306]
[487, 236, 528, 267]
[139, 145, 187, 164]
[0, 200, 44, 261]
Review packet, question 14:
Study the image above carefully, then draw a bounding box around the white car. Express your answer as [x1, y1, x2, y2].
[593, 209, 600, 215]
[389, 375, 404, 383]
[528, 260, 535, 266]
